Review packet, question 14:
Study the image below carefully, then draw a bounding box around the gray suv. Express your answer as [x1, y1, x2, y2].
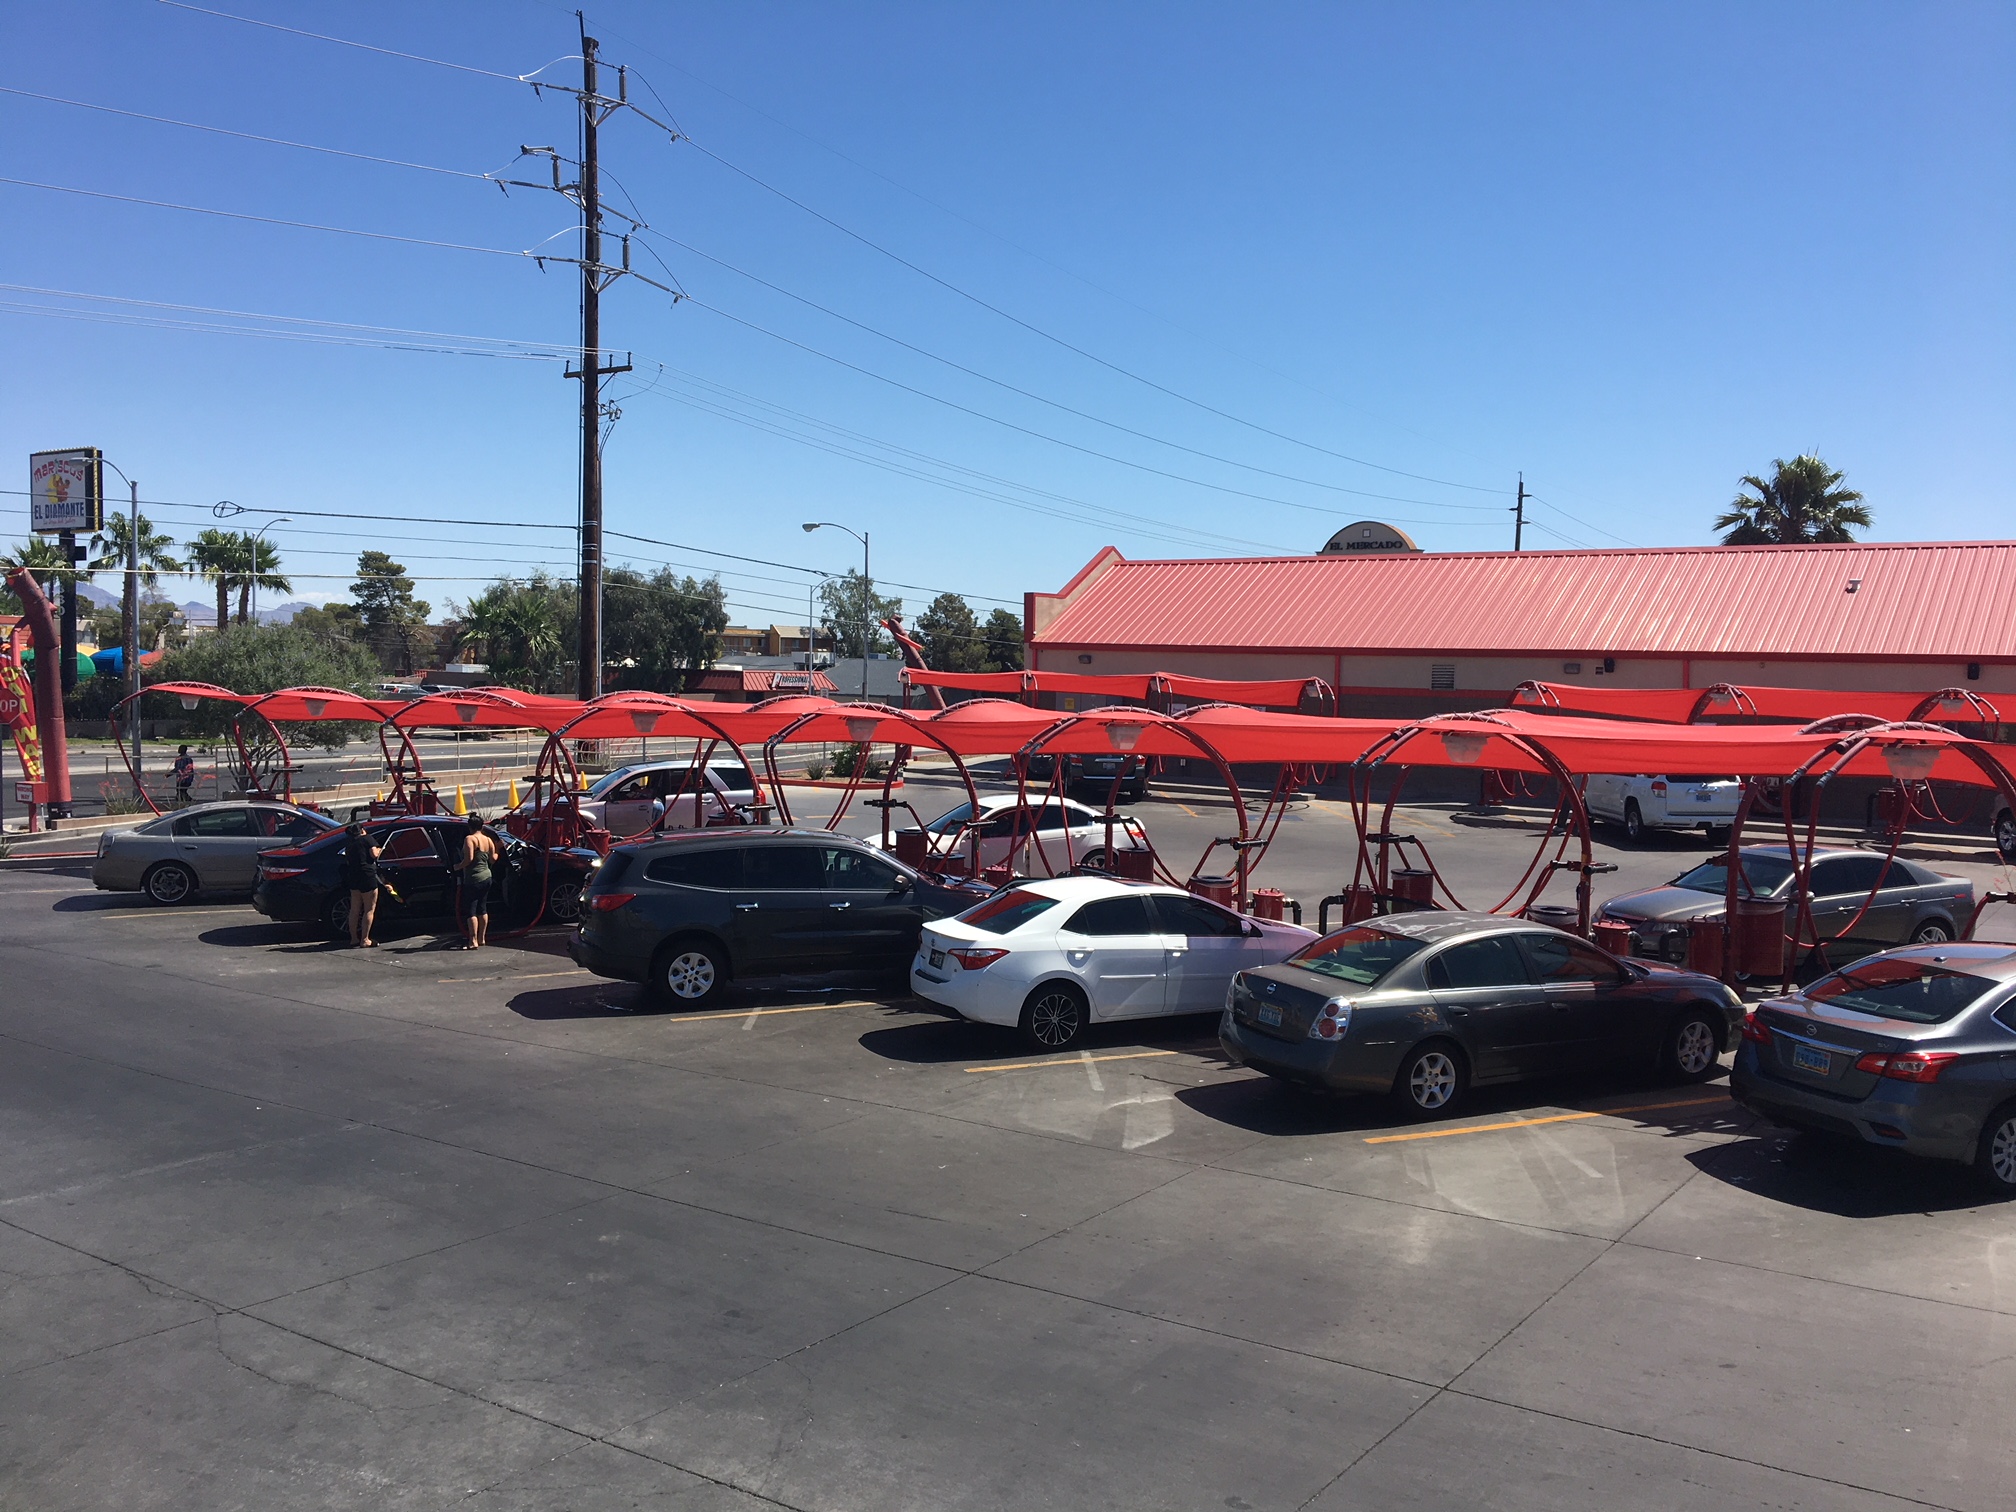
[1731, 943, 2016, 1195]
[570, 828, 983, 1006]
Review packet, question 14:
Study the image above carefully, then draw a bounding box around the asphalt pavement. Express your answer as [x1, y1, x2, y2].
[3, 786, 2015, 1509]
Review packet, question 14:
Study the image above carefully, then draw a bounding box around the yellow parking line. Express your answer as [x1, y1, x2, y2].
[965, 1049, 1177, 1075]
[1363, 1093, 1730, 1145]
[668, 998, 884, 1025]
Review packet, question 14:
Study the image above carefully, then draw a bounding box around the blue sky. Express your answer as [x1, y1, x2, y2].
[3, 1, 2010, 628]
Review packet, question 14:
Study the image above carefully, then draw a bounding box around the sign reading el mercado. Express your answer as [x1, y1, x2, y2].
[28, 448, 103, 535]
[1320, 520, 1421, 555]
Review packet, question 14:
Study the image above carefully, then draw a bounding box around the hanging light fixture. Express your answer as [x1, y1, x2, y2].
[1881, 742, 1939, 781]
[845, 716, 879, 743]
[1439, 731, 1489, 765]
[178, 694, 200, 711]
[455, 704, 479, 725]
[303, 699, 328, 719]
[1106, 722, 1143, 752]
[629, 710, 661, 735]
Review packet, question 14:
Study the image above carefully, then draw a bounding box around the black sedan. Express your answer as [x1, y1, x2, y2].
[1221, 911, 1743, 1118]
[252, 815, 599, 937]
[1731, 944, 2016, 1195]
[571, 827, 987, 1006]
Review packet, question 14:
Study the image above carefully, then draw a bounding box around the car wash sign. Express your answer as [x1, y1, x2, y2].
[29, 448, 103, 534]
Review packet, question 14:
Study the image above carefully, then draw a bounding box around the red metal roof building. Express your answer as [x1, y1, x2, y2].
[1026, 542, 2016, 714]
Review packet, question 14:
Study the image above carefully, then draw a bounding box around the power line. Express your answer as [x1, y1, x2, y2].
[1526, 495, 1639, 548]
[0, 86, 499, 180]
[0, 177, 576, 261]
[643, 228, 1502, 514]
[0, 489, 575, 534]
[154, 1, 571, 86]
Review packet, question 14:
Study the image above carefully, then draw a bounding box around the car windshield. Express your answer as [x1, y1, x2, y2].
[1290, 927, 1429, 986]
[1804, 958, 2001, 1024]
[586, 766, 640, 801]
[956, 888, 1061, 935]
[926, 802, 975, 836]
[1672, 854, 1798, 897]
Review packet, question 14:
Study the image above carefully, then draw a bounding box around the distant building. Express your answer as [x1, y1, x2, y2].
[719, 624, 831, 659]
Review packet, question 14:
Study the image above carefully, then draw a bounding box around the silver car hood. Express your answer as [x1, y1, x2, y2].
[1601, 885, 1737, 923]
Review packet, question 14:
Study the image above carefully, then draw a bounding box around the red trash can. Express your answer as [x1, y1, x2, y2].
[1687, 915, 1725, 977]
[1390, 869, 1434, 906]
[1732, 900, 1789, 979]
[1250, 888, 1285, 921]
[1189, 875, 1238, 907]
[1592, 919, 1634, 957]
[893, 828, 929, 869]
[1113, 847, 1156, 881]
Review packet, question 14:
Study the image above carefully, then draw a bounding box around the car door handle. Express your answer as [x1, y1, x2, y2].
[734, 902, 760, 911]
[829, 901, 851, 911]
[1444, 1007, 1471, 1019]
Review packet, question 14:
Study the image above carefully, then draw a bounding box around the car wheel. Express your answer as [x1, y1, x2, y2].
[1705, 825, 1732, 848]
[1973, 1102, 2016, 1198]
[1079, 848, 1111, 872]
[1660, 1008, 1722, 1083]
[142, 861, 198, 905]
[1998, 810, 2016, 864]
[1391, 1041, 1468, 1119]
[545, 879, 584, 924]
[323, 891, 353, 939]
[1622, 801, 1645, 843]
[1018, 982, 1088, 1052]
[652, 938, 727, 1008]
[1912, 920, 1953, 944]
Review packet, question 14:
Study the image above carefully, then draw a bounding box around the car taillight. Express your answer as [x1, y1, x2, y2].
[586, 893, 636, 912]
[1740, 1014, 1772, 1044]
[1306, 996, 1354, 1041]
[1853, 1050, 1959, 1083]
[259, 865, 309, 879]
[949, 947, 1009, 971]
[264, 847, 306, 858]
[1650, 780, 1668, 794]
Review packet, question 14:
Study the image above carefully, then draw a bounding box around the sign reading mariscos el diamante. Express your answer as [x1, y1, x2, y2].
[29, 448, 103, 535]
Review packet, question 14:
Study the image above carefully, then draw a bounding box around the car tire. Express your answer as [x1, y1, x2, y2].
[1912, 920, 1953, 944]
[1390, 1041, 1468, 1119]
[142, 861, 198, 906]
[1018, 982, 1088, 1052]
[1974, 1101, 2016, 1198]
[323, 891, 353, 939]
[1705, 825, 1732, 848]
[1078, 848, 1111, 872]
[1660, 1008, 1723, 1083]
[1622, 801, 1645, 844]
[651, 937, 727, 1009]
[1997, 810, 2016, 865]
[545, 879, 584, 924]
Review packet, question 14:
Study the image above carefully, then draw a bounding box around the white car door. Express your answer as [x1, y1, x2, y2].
[601, 771, 662, 836]
[1584, 774, 1623, 821]
[1054, 893, 1170, 1018]
[1152, 892, 1259, 1012]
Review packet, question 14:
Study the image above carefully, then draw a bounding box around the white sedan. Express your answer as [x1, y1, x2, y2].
[889, 794, 1152, 876]
[912, 875, 1317, 1051]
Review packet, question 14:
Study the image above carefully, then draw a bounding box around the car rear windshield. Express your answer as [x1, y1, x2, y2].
[956, 889, 1061, 936]
[1803, 958, 2001, 1024]
[926, 802, 975, 836]
[1672, 854, 1797, 897]
[1290, 927, 1428, 986]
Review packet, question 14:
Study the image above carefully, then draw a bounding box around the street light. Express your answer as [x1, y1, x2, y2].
[98, 457, 142, 795]
[212, 502, 289, 625]
[802, 522, 869, 701]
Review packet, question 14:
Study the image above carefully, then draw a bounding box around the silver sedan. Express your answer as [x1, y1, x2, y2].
[92, 802, 340, 904]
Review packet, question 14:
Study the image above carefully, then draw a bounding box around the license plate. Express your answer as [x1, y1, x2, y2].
[929, 949, 945, 969]
[1694, 792, 1713, 802]
[1256, 1002, 1282, 1027]
[1791, 1044, 1832, 1075]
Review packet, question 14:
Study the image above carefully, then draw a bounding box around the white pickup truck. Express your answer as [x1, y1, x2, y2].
[1584, 773, 1742, 843]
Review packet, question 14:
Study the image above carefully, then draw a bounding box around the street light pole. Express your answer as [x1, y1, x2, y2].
[99, 458, 142, 791]
[802, 522, 870, 700]
[247, 517, 289, 625]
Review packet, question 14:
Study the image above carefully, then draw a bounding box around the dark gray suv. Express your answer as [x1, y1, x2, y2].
[570, 828, 983, 1006]
[1731, 943, 2016, 1195]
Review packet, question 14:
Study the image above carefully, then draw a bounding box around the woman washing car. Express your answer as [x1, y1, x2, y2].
[342, 822, 384, 948]
[454, 815, 502, 951]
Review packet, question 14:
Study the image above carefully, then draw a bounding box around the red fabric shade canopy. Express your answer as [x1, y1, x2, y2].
[901, 668, 1327, 708]
[1512, 681, 2008, 727]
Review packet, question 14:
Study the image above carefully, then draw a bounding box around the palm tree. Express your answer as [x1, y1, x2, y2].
[1715, 455, 1871, 544]
[233, 536, 290, 625]
[186, 529, 239, 631]
[88, 512, 181, 589]
[2, 536, 89, 595]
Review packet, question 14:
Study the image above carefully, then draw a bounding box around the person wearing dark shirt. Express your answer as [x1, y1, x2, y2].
[172, 745, 196, 806]
[342, 822, 383, 948]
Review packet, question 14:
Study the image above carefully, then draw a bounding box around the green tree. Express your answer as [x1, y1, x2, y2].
[817, 569, 902, 660]
[980, 608, 1025, 673]
[291, 601, 362, 649]
[455, 574, 575, 692]
[1715, 455, 1871, 544]
[913, 592, 982, 673]
[2, 536, 90, 596]
[232, 536, 290, 625]
[605, 566, 728, 691]
[87, 511, 181, 588]
[348, 551, 432, 673]
[151, 622, 381, 749]
[185, 528, 239, 631]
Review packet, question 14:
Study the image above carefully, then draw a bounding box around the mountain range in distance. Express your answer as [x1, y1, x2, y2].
[67, 581, 313, 626]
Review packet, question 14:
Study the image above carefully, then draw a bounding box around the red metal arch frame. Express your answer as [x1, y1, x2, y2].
[107, 682, 246, 815]
[759, 702, 987, 876]
[1352, 711, 1602, 931]
[544, 693, 770, 838]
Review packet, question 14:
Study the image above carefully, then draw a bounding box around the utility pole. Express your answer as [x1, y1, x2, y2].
[58, 529, 78, 699]
[123, 478, 140, 784]
[1512, 473, 1526, 552]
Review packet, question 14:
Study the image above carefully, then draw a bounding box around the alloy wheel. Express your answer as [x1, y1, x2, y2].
[1408, 1051, 1457, 1110]
[145, 864, 194, 905]
[1992, 1117, 2016, 1187]
[663, 950, 717, 1000]
[1027, 989, 1082, 1048]
[546, 881, 583, 923]
[1674, 1018, 1718, 1076]
[1913, 922, 1952, 944]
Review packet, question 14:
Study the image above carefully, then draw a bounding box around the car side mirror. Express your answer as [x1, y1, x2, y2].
[893, 874, 915, 894]
[1244, 921, 1263, 938]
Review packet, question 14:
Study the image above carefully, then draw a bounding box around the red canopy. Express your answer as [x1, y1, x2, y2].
[1512, 681, 2007, 726]
[901, 668, 1328, 708]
